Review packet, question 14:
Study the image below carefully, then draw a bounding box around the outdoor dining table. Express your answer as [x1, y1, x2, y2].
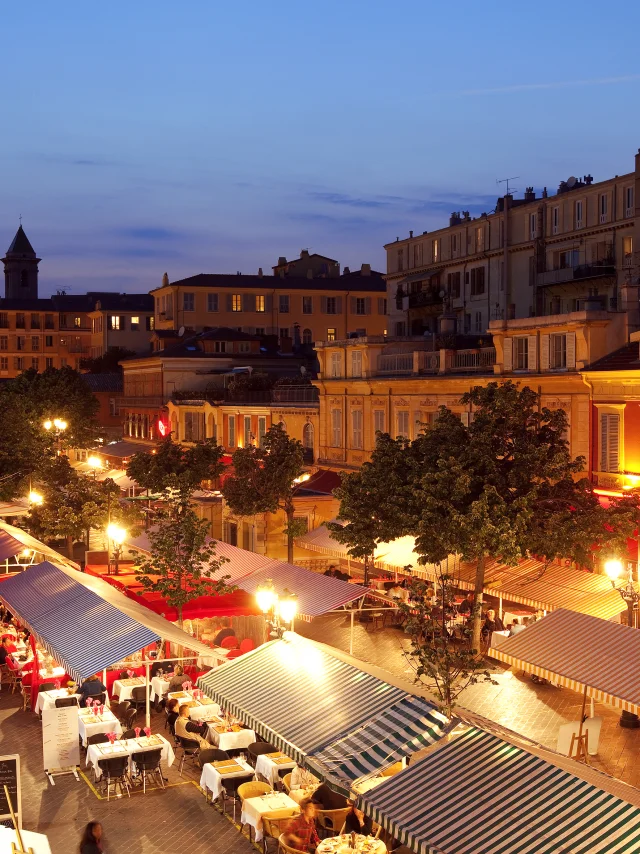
[317, 834, 387, 854]
[206, 718, 257, 751]
[35, 689, 81, 714]
[167, 691, 221, 722]
[240, 792, 300, 842]
[255, 751, 296, 786]
[87, 734, 174, 780]
[197, 647, 228, 668]
[112, 676, 146, 701]
[199, 756, 254, 802]
[150, 675, 171, 702]
[77, 707, 122, 747]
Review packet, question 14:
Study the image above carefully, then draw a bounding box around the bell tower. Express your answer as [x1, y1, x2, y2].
[2, 225, 40, 300]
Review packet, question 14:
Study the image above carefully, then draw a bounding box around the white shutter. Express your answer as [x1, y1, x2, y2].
[502, 338, 512, 372]
[527, 335, 537, 372]
[540, 335, 550, 371]
[609, 415, 620, 472]
[566, 332, 576, 369]
[600, 414, 608, 471]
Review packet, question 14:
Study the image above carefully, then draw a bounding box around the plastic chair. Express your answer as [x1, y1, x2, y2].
[121, 729, 137, 740]
[277, 833, 308, 854]
[131, 748, 164, 793]
[239, 638, 255, 654]
[125, 708, 138, 729]
[129, 685, 151, 713]
[97, 755, 130, 800]
[220, 636, 239, 650]
[86, 733, 109, 747]
[226, 649, 242, 660]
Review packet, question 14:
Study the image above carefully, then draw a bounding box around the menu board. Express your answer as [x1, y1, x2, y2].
[42, 707, 80, 776]
[0, 754, 21, 828]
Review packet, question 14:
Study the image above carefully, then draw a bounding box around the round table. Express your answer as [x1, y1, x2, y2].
[317, 835, 386, 854]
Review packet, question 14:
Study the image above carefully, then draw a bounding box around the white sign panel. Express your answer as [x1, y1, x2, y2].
[0, 826, 52, 854]
[42, 706, 80, 774]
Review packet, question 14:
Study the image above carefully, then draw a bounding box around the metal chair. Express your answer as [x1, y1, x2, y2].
[248, 741, 277, 768]
[86, 733, 109, 746]
[121, 729, 137, 740]
[129, 684, 151, 714]
[176, 736, 200, 776]
[97, 755, 130, 800]
[131, 748, 164, 794]
[54, 696, 78, 708]
[93, 692, 107, 707]
[125, 707, 138, 729]
[198, 748, 228, 769]
[220, 772, 253, 822]
[113, 700, 131, 722]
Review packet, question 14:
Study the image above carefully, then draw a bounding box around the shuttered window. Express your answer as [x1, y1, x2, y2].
[351, 350, 362, 378]
[331, 409, 342, 447]
[351, 409, 363, 449]
[373, 409, 385, 435]
[600, 413, 620, 472]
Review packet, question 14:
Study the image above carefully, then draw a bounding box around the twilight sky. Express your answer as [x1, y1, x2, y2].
[1, 0, 639, 296]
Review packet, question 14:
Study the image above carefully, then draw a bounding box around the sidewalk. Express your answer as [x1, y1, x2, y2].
[295, 612, 640, 789]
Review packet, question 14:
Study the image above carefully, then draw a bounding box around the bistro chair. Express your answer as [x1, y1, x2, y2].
[281, 773, 292, 794]
[220, 772, 253, 822]
[238, 781, 273, 840]
[20, 674, 33, 711]
[97, 755, 130, 800]
[277, 833, 307, 854]
[198, 748, 228, 769]
[248, 741, 277, 768]
[113, 700, 131, 723]
[121, 729, 137, 740]
[226, 649, 242, 660]
[92, 692, 107, 707]
[176, 736, 200, 776]
[125, 708, 138, 730]
[131, 748, 164, 794]
[119, 670, 129, 679]
[54, 696, 78, 708]
[239, 638, 255, 654]
[86, 733, 109, 746]
[261, 810, 299, 854]
[39, 682, 56, 692]
[129, 685, 151, 714]
[315, 807, 351, 838]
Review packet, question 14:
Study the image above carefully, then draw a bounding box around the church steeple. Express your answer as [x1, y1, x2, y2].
[2, 225, 40, 300]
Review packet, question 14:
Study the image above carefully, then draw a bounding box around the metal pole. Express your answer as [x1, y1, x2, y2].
[350, 609, 355, 656]
[145, 661, 151, 730]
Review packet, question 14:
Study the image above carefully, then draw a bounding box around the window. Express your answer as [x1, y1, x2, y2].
[452, 233, 459, 253]
[0, 357, 7, 371]
[558, 249, 580, 269]
[330, 352, 342, 377]
[255, 294, 265, 312]
[373, 409, 385, 435]
[331, 408, 342, 447]
[623, 236, 634, 267]
[228, 416, 236, 447]
[232, 294, 242, 312]
[394, 321, 406, 336]
[0, 313, 8, 329]
[183, 292, 195, 311]
[302, 296, 313, 314]
[529, 213, 537, 240]
[45, 357, 53, 368]
[355, 298, 366, 315]
[0, 337, 6, 351]
[326, 297, 337, 314]
[45, 335, 53, 347]
[377, 298, 387, 315]
[625, 187, 634, 218]
[351, 350, 362, 378]
[599, 193, 608, 223]
[108, 315, 123, 330]
[447, 271, 461, 299]
[238, 341, 250, 353]
[130, 316, 140, 330]
[16, 313, 25, 329]
[73, 316, 82, 328]
[351, 409, 363, 449]
[551, 334, 567, 369]
[327, 328, 337, 342]
[258, 416, 267, 447]
[575, 200, 584, 229]
[279, 294, 290, 313]
[514, 337, 528, 371]
[433, 239, 440, 262]
[396, 411, 409, 439]
[16, 337, 25, 351]
[474, 311, 483, 333]
[397, 248, 404, 272]
[474, 228, 483, 252]
[14, 357, 24, 371]
[31, 336, 40, 351]
[255, 327, 265, 336]
[280, 328, 289, 339]
[244, 415, 252, 448]
[302, 328, 313, 344]
[470, 266, 485, 296]
[206, 293, 219, 313]
[214, 341, 226, 353]
[413, 243, 423, 267]
[600, 412, 620, 472]
[45, 314, 54, 329]
[552, 206, 559, 235]
[31, 357, 39, 370]
[146, 316, 155, 330]
[30, 314, 40, 329]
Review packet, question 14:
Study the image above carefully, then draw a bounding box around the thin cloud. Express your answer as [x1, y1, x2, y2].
[432, 74, 640, 98]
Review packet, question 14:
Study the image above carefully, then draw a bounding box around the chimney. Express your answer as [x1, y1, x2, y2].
[584, 174, 593, 185]
[258, 267, 263, 278]
[277, 256, 287, 266]
[361, 263, 371, 276]
[449, 212, 461, 226]
[409, 230, 413, 238]
[542, 187, 548, 198]
[162, 272, 169, 286]
[343, 266, 350, 275]
[306, 269, 313, 279]
[300, 249, 309, 258]
[524, 187, 535, 202]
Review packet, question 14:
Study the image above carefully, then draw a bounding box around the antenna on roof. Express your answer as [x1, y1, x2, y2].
[496, 176, 519, 195]
[18, 214, 22, 225]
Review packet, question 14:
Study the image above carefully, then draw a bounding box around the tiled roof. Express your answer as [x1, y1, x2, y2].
[4, 225, 36, 257]
[294, 469, 341, 496]
[586, 343, 640, 371]
[153, 271, 386, 293]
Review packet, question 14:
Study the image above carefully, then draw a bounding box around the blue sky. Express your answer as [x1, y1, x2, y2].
[1, 0, 639, 296]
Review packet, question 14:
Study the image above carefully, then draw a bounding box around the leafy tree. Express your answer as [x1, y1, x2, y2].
[226, 372, 273, 400]
[134, 495, 233, 627]
[400, 573, 495, 719]
[223, 423, 305, 563]
[80, 346, 135, 373]
[126, 436, 225, 496]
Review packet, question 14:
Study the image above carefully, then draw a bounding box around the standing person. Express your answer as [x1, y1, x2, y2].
[284, 799, 320, 852]
[79, 821, 104, 854]
[213, 618, 236, 646]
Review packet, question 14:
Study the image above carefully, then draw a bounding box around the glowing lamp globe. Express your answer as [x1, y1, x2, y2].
[256, 580, 276, 613]
[604, 559, 623, 581]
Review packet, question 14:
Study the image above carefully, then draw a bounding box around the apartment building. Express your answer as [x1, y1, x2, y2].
[386, 148, 639, 338]
[88, 293, 154, 358]
[151, 250, 387, 344]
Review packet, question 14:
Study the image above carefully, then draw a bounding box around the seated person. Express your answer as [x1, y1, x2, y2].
[388, 583, 405, 600]
[344, 802, 373, 835]
[311, 781, 348, 811]
[0, 637, 13, 665]
[174, 703, 209, 748]
[78, 675, 107, 704]
[509, 617, 528, 636]
[481, 609, 505, 639]
[165, 698, 180, 733]
[323, 565, 337, 577]
[290, 762, 318, 791]
[457, 591, 475, 617]
[284, 799, 319, 853]
[213, 618, 236, 647]
[150, 652, 171, 678]
[167, 665, 187, 693]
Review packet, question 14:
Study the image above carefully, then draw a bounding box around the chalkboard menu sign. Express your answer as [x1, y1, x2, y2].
[0, 754, 21, 828]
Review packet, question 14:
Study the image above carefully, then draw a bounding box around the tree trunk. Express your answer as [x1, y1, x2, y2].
[286, 507, 294, 564]
[66, 535, 74, 559]
[471, 553, 486, 654]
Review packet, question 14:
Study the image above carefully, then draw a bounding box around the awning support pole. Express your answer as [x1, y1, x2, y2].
[350, 609, 355, 656]
[145, 661, 151, 730]
[498, 595, 503, 621]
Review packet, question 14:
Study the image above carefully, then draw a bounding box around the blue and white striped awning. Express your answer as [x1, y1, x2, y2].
[198, 634, 407, 763]
[358, 726, 640, 854]
[0, 561, 213, 683]
[306, 695, 449, 795]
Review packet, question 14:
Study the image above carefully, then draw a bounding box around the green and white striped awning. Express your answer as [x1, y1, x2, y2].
[306, 695, 449, 796]
[197, 635, 407, 763]
[358, 726, 640, 854]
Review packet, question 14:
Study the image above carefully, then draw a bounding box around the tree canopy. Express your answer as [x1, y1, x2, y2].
[126, 436, 226, 497]
[80, 347, 135, 374]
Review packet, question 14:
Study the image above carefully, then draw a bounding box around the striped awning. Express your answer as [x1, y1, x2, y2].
[306, 695, 449, 795]
[296, 525, 424, 573]
[0, 520, 80, 569]
[358, 725, 640, 854]
[0, 561, 213, 683]
[490, 608, 640, 714]
[197, 634, 407, 762]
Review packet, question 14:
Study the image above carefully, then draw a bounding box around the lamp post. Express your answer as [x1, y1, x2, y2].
[255, 580, 298, 637]
[106, 523, 127, 576]
[604, 558, 640, 729]
[43, 418, 67, 455]
[28, 490, 43, 506]
[87, 456, 103, 480]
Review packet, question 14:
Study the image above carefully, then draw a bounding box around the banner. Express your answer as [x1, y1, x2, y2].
[42, 706, 80, 777]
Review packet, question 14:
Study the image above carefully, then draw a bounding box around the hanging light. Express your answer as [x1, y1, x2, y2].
[255, 579, 277, 613]
[279, 589, 298, 624]
[604, 559, 623, 581]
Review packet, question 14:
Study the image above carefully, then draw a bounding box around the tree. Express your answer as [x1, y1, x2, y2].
[226, 372, 273, 400]
[400, 573, 495, 719]
[134, 495, 234, 627]
[126, 436, 226, 497]
[80, 347, 135, 373]
[223, 424, 305, 563]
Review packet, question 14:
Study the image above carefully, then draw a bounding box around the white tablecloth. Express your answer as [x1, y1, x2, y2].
[197, 648, 228, 668]
[35, 690, 80, 714]
[87, 734, 175, 780]
[317, 835, 386, 854]
[167, 692, 221, 722]
[78, 709, 122, 746]
[241, 793, 300, 842]
[255, 752, 296, 786]
[207, 723, 256, 751]
[151, 676, 170, 702]
[113, 678, 147, 701]
[199, 757, 254, 801]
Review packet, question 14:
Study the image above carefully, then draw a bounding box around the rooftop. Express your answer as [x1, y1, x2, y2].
[585, 342, 640, 372]
[3, 225, 37, 258]
[152, 271, 386, 294]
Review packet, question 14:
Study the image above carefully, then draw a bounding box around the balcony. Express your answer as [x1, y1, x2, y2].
[402, 290, 442, 311]
[171, 386, 320, 406]
[376, 347, 496, 376]
[116, 396, 166, 409]
[536, 260, 616, 287]
[446, 347, 496, 372]
[377, 353, 414, 375]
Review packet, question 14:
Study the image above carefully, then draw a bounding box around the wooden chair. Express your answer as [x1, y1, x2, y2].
[261, 810, 299, 854]
[277, 833, 308, 854]
[316, 807, 351, 838]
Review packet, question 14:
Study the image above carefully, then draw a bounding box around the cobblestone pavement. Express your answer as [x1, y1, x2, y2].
[0, 687, 256, 854]
[296, 612, 640, 789]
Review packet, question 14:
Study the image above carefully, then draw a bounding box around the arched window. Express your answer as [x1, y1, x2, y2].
[303, 422, 314, 448]
[302, 328, 313, 345]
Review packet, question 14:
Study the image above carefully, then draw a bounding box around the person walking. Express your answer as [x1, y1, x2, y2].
[79, 821, 104, 854]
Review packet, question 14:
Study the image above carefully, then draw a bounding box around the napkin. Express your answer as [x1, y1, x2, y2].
[144, 726, 151, 737]
[134, 727, 141, 739]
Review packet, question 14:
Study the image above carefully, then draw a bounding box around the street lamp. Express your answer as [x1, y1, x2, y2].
[87, 456, 103, 479]
[604, 558, 639, 629]
[106, 523, 127, 575]
[28, 490, 43, 506]
[255, 580, 298, 636]
[43, 417, 67, 455]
